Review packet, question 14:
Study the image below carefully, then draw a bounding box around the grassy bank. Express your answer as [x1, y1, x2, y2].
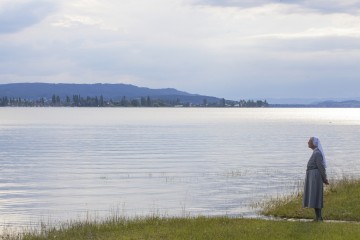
[4, 178, 360, 240]
[261, 177, 360, 221]
[11, 217, 360, 240]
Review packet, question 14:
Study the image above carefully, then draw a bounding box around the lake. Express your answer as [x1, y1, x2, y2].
[1, 108, 360, 230]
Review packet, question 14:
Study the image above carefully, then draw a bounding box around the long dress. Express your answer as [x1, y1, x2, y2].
[303, 148, 327, 209]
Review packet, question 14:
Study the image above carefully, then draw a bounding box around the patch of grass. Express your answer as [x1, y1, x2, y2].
[5, 217, 360, 240]
[261, 177, 360, 221]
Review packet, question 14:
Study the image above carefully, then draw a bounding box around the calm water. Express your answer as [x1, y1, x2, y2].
[1, 108, 360, 229]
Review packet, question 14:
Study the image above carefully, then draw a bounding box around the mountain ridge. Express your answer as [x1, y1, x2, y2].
[0, 82, 221, 104]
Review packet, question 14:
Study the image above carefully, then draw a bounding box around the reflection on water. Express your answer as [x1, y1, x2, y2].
[1, 108, 360, 230]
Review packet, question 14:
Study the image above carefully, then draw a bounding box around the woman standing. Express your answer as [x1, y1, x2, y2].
[303, 137, 329, 221]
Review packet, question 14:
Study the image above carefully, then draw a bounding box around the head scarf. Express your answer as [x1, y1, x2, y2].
[312, 136, 327, 168]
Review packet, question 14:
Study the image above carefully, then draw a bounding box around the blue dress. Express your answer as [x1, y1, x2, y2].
[303, 148, 327, 209]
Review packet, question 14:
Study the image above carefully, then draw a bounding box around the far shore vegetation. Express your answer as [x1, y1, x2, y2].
[0, 95, 269, 108]
[3, 177, 360, 240]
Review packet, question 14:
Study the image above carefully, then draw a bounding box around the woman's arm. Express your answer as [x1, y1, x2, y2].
[315, 152, 329, 185]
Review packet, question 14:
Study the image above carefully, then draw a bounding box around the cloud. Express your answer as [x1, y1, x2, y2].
[0, 0, 57, 34]
[190, 0, 360, 14]
[1, 0, 360, 100]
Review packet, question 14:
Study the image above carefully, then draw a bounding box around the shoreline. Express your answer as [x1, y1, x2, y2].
[3, 177, 360, 239]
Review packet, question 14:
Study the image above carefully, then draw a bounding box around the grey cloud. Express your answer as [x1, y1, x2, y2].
[191, 0, 272, 8]
[301, 1, 360, 14]
[191, 0, 360, 14]
[0, 1, 57, 34]
[253, 35, 360, 52]
[176, 34, 360, 99]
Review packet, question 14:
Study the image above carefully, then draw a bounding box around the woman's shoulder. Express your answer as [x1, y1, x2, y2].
[313, 148, 323, 158]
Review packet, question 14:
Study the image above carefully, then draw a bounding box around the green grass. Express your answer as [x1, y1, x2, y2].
[261, 177, 360, 221]
[10, 217, 360, 240]
[4, 177, 360, 240]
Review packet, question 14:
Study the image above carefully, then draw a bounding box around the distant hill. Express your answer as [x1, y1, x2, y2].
[314, 100, 360, 108]
[0, 83, 221, 105]
[271, 100, 360, 108]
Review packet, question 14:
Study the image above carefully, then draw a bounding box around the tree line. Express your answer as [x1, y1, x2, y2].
[0, 95, 269, 107]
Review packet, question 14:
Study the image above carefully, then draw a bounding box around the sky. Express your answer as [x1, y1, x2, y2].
[1, 0, 360, 101]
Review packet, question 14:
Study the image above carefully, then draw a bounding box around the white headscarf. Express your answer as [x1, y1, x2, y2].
[312, 136, 327, 168]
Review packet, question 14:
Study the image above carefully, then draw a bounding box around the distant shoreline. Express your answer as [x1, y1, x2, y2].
[2, 83, 360, 108]
[1, 105, 360, 108]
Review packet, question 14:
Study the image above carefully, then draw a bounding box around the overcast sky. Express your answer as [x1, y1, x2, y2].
[1, 0, 360, 100]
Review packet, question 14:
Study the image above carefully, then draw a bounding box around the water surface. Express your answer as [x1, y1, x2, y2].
[1, 108, 360, 229]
